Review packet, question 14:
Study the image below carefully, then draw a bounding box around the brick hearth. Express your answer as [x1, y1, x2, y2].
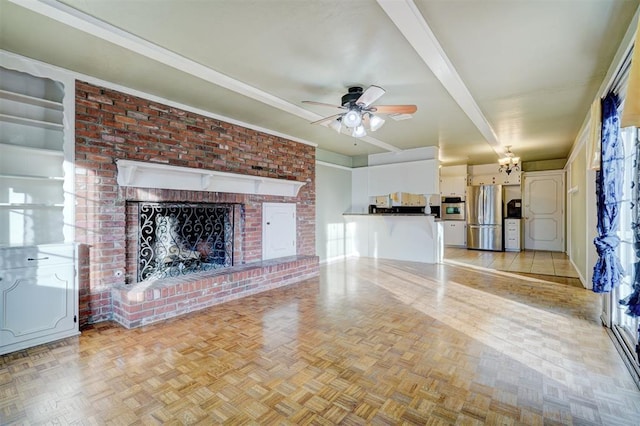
[112, 255, 318, 328]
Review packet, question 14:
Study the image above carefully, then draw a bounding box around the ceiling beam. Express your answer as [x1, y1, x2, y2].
[9, 0, 402, 153]
[377, 0, 505, 157]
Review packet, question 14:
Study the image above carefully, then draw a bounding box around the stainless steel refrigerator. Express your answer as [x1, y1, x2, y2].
[466, 185, 503, 251]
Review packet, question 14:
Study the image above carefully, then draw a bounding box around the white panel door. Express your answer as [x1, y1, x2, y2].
[262, 203, 296, 260]
[523, 172, 565, 251]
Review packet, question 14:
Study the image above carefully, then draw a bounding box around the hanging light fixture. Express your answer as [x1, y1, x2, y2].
[352, 125, 366, 138]
[342, 109, 362, 128]
[498, 146, 520, 175]
[367, 113, 385, 132]
[335, 108, 386, 138]
[328, 118, 342, 133]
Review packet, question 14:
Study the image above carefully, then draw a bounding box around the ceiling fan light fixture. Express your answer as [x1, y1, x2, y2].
[368, 114, 385, 132]
[328, 118, 342, 133]
[303, 85, 417, 139]
[343, 109, 362, 128]
[352, 125, 366, 138]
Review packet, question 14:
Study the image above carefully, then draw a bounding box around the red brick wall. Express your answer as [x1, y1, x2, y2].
[75, 81, 316, 326]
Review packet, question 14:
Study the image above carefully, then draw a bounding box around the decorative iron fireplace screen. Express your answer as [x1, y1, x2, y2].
[134, 202, 234, 281]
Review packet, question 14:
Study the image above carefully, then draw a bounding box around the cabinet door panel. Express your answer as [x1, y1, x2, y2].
[443, 221, 466, 246]
[1, 265, 75, 338]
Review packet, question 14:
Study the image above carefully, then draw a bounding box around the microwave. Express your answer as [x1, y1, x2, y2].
[441, 201, 465, 220]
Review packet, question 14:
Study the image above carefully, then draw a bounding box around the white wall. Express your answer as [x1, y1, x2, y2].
[315, 162, 353, 263]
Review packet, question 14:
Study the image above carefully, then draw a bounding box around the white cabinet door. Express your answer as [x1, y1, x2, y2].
[470, 172, 521, 186]
[262, 203, 296, 260]
[443, 221, 466, 246]
[501, 172, 522, 186]
[504, 219, 521, 251]
[0, 244, 78, 355]
[470, 175, 498, 186]
[440, 176, 467, 198]
[368, 160, 438, 196]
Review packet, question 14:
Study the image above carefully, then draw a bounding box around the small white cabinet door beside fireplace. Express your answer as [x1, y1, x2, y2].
[0, 244, 79, 355]
[263, 203, 297, 260]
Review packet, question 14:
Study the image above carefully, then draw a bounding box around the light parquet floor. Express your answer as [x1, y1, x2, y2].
[2, 257, 639, 424]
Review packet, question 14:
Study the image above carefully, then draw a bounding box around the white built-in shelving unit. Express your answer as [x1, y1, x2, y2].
[0, 58, 78, 355]
[0, 67, 69, 246]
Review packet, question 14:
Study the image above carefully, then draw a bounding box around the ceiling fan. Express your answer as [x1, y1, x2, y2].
[302, 86, 417, 138]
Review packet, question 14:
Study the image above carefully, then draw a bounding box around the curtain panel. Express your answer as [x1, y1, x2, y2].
[593, 93, 624, 293]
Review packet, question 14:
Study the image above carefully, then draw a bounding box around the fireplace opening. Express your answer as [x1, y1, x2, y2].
[130, 202, 235, 281]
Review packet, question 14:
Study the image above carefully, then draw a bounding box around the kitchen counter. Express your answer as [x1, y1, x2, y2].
[344, 213, 437, 217]
[343, 213, 443, 264]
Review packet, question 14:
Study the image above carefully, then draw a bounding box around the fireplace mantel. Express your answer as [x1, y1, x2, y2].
[116, 159, 305, 197]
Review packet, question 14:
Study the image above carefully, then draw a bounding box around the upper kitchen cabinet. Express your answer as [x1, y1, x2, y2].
[0, 64, 74, 246]
[468, 164, 521, 186]
[440, 165, 467, 198]
[367, 159, 439, 196]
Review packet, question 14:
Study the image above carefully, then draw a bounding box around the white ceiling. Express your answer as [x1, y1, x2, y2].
[1, 0, 638, 165]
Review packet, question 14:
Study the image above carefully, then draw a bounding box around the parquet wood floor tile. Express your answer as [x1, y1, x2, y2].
[2, 257, 639, 425]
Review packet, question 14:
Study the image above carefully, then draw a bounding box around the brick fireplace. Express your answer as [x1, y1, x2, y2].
[75, 81, 318, 328]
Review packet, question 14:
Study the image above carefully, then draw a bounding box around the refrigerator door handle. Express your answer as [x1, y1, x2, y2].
[468, 224, 498, 228]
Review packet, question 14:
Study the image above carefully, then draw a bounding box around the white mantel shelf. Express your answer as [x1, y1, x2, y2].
[116, 159, 305, 197]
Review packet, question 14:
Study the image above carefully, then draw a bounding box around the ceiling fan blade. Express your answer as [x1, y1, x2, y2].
[310, 113, 344, 125]
[371, 104, 417, 114]
[356, 85, 386, 107]
[302, 100, 346, 110]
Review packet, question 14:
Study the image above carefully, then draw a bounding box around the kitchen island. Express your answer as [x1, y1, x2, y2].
[343, 213, 443, 264]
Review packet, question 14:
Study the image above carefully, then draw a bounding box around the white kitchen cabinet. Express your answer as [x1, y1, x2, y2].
[440, 165, 467, 199]
[471, 171, 521, 186]
[0, 244, 79, 355]
[443, 220, 466, 247]
[440, 175, 467, 198]
[504, 218, 521, 251]
[368, 159, 439, 196]
[501, 171, 522, 186]
[470, 174, 498, 185]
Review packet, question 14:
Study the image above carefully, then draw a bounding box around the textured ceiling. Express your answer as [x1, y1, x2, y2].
[1, 0, 638, 165]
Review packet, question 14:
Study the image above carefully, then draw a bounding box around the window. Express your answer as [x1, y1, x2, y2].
[611, 125, 640, 380]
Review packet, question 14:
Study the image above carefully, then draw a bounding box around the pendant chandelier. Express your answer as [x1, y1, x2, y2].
[498, 146, 520, 175]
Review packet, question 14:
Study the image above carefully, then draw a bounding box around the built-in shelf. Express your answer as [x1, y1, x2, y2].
[0, 142, 64, 157]
[0, 89, 63, 110]
[0, 113, 64, 131]
[116, 159, 306, 197]
[0, 174, 64, 181]
[0, 203, 64, 208]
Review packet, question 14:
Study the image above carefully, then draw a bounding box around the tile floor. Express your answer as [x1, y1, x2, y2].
[445, 247, 581, 281]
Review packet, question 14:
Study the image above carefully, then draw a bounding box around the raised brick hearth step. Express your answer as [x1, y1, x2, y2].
[111, 255, 319, 328]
